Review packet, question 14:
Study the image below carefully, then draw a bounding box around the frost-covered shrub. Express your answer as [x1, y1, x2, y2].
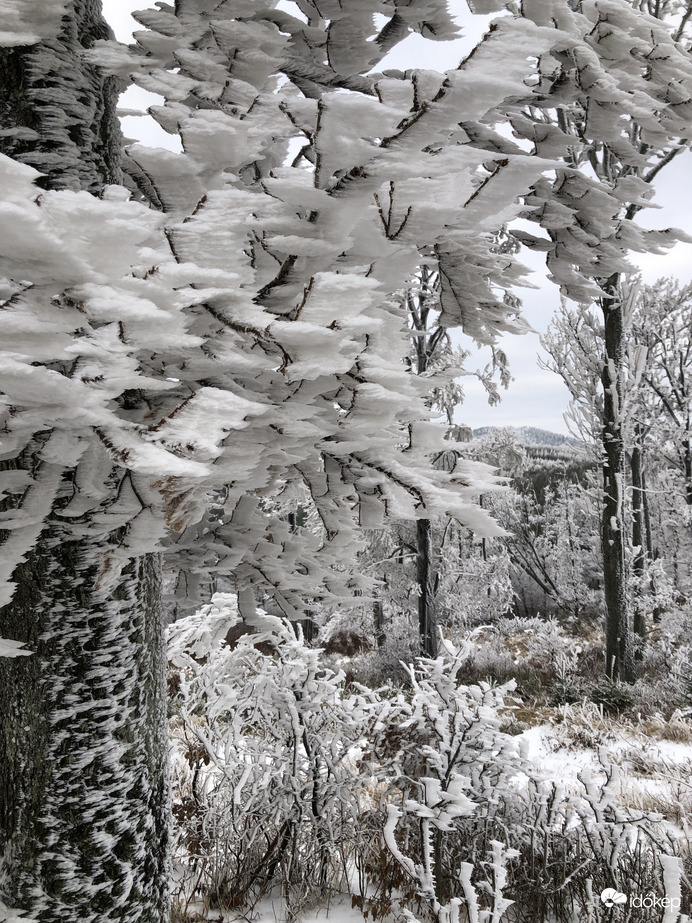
[168, 595, 374, 917]
[617, 608, 692, 718]
[344, 631, 423, 689]
[587, 678, 635, 715]
[167, 610, 527, 919]
[168, 598, 692, 923]
[352, 639, 527, 920]
[496, 766, 691, 923]
[455, 642, 519, 685]
[378, 749, 691, 922]
[455, 616, 595, 702]
[357, 643, 692, 923]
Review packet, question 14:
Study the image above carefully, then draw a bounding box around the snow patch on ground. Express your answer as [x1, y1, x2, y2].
[178, 895, 367, 923]
[520, 721, 692, 782]
[518, 719, 692, 832]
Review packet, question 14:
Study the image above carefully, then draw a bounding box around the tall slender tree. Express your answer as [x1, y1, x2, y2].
[510, 1, 692, 680]
[406, 267, 450, 658]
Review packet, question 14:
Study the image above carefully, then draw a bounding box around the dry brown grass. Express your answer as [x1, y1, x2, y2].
[499, 701, 554, 734]
[639, 711, 692, 743]
[616, 754, 692, 826]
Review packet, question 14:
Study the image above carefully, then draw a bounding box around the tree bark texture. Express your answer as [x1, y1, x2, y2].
[417, 517, 438, 658]
[600, 280, 635, 682]
[684, 435, 692, 507]
[0, 3, 170, 920]
[373, 598, 386, 648]
[0, 0, 122, 192]
[409, 270, 440, 659]
[630, 440, 646, 641]
[0, 548, 169, 922]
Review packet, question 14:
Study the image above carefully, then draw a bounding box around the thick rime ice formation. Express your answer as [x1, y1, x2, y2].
[2, 0, 692, 919]
[2, 0, 692, 621]
[0, 0, 122, 191]
[0, 1, 69, 46]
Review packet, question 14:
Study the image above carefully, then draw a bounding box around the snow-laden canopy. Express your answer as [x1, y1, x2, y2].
[2, 0, 692, 621]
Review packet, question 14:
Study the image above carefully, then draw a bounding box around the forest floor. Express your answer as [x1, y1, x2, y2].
[517, 709, 692, 827]
[180, 699, 692, 923]
[170, 609, 692, 923]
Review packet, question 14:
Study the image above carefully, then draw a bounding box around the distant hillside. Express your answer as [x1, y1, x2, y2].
[472, 426, 595, 494]
[472, 426, 583, 449]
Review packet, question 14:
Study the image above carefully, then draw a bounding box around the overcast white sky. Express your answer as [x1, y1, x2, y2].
[102, 0, 692, 436]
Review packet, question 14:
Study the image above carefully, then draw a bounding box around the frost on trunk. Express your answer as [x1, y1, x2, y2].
[600, 278, 634, 682]
[0, 549, 169, 923]
[0, 3, 169, 920]
[0, 0, 122, 192]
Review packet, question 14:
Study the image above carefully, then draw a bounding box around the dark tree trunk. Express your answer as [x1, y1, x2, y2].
[0, 546, 169, 922]
[408, 268, 441, 658]
[302, 611, 315, 644]
[642, 469, 654, 564]
[417, 517, 437, 658]
[0, 4, 170, 921]
[600, 279, 635, 682]
[0, 0, 123, 192]
[373, 598, 386, 648]
[630, 440, 646, 642]
[287, 510, 315, 643]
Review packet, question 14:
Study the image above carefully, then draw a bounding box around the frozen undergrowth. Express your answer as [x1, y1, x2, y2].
[172, 895, 367, 923]
[519, 710, 692, 833]
[167, 596, 692, 923]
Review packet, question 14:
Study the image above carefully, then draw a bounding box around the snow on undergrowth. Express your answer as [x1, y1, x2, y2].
[167, 595, 691, 923]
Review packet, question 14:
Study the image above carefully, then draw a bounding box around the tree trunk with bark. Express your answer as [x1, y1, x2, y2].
[630, 439, 646, 642]
[0, 545, 169, 922]
[0, 0, 122, 192]
[373, 598, 386, 648]
[600, 278, 635, 682]
[407, 268, 442, 658]
[416, 517, 438, 658]
[0, 4, 170, 920]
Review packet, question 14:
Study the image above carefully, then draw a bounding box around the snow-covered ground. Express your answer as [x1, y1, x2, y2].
[519, 717, 692, 833]
[175, 895, 368, 923]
